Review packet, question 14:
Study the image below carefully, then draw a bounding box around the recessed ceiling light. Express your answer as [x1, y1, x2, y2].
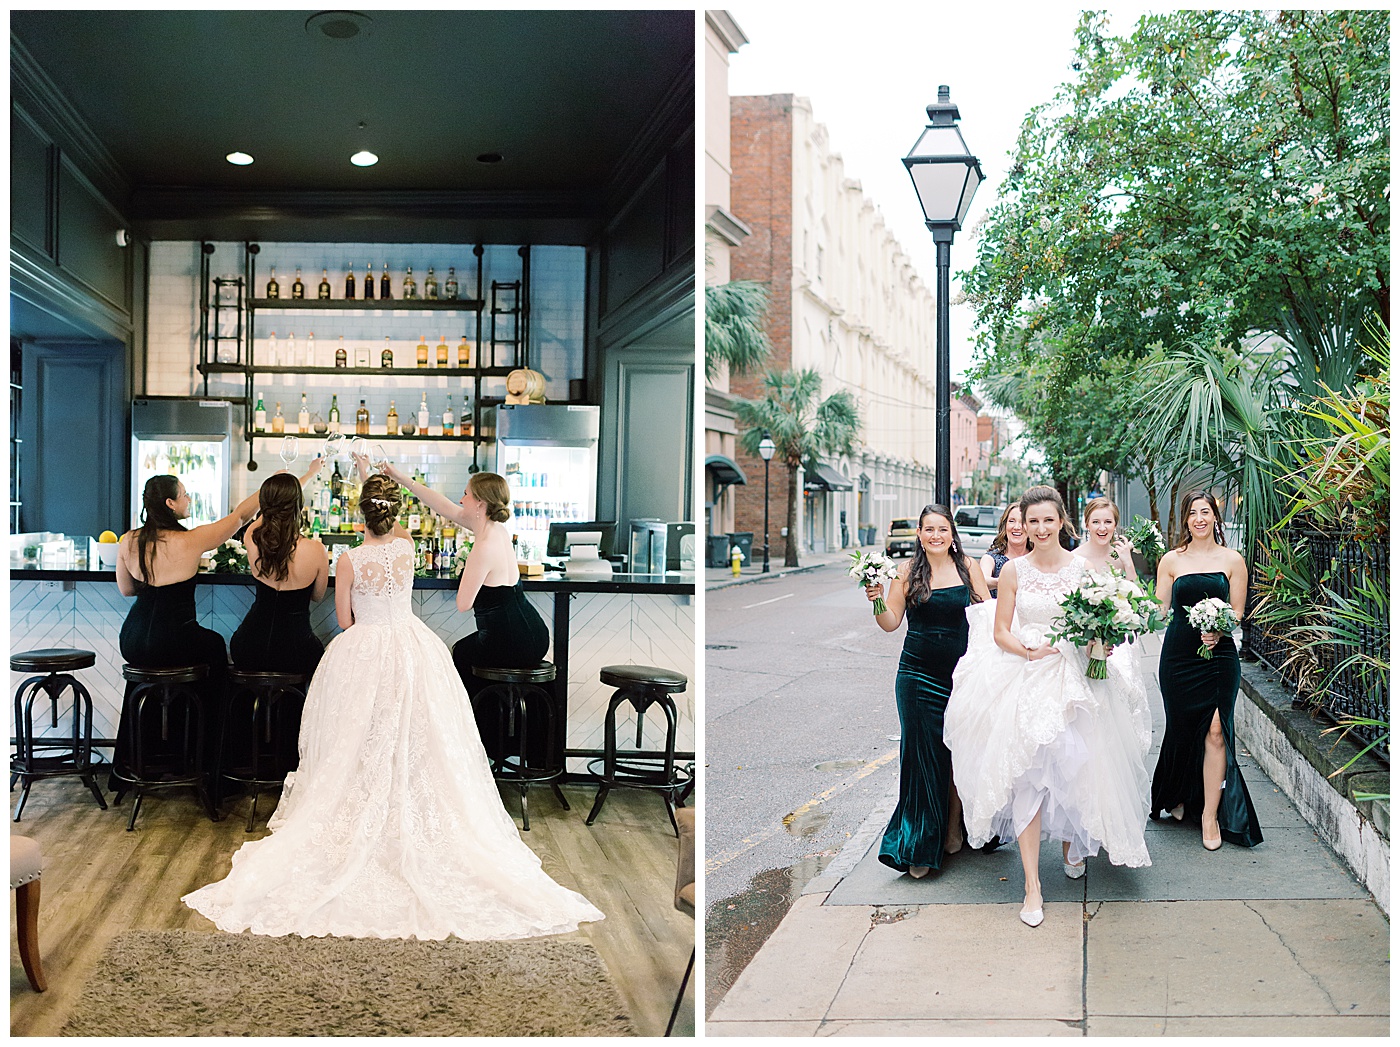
[226, 151, 254, 166]
[350, 150, 379, 167]
[477, 152, 504, 164]
[306, 12, 373, 40]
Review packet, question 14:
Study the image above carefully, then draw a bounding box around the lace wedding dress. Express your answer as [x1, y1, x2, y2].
[944, 555, 1152, 867]
[183, 538, 605, 939]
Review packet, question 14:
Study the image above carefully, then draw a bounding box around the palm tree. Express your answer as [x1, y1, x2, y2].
[734, 369, 860, 567]
[705, 280, 772, 381]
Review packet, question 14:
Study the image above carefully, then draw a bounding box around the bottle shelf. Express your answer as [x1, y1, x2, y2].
[249, 298, 483, 312]
[202, 364, 514, 378]
[250, 432, 493, 444]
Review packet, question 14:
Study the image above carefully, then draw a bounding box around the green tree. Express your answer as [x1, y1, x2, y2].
[734, 369, 860, 567]
[705, 280, 772, 381]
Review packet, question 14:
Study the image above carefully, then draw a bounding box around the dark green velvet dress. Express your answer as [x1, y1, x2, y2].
[1149, 571, 1263, 847]
[878, 584, 971, 872]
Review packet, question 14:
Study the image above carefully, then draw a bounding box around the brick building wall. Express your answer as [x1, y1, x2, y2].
[728, 94, 795, 562]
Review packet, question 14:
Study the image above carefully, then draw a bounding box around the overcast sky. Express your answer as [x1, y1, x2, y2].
[724, 2, 1150, 384]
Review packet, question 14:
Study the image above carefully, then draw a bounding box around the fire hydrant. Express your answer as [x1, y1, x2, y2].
[730, 544, 744, 577]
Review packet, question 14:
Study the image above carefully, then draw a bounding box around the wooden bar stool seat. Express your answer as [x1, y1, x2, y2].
[112, 663, 217, 831]
[10, 648, 107, 821]
[220, 669, 309, 831]
[586, 663, 691, 836]
[470, 661, 568, 831]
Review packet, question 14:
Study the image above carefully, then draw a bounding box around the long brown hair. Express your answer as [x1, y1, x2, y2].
[1172, 490, 1226, 550]
[904, 503, 984, 606]
[135, 474, 186, 582]
[251, 472, 303, 583]
[1019, 485, 1079, 547]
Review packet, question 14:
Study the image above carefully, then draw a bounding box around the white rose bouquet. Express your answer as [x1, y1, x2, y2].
[849, 550, 900, 616]
[210, 538, 249, 574]
[1049, 568, 1166, 679]
[1122, 515, 1165, 573]
[1186, 597, 1239, 659]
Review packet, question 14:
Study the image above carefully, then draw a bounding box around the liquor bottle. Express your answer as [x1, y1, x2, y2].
[298, 393, 310, 434]
[436, 336, 449, 368]
[310, 511, 323, 539]
[403, 266, 418, 299]
[381, 336, 394, 369]
[386, 400, 399, 434]
[380, 262, 392, 300]
[285, 331, 298, 367]
[318, 269, 331, 299]
[328, 394, 341, 434]
[253, 393, 266, 432]
[363, 262, 375, 300]
[335, 336, 348, 368]
[307, 332, 316, 367]
[444, 266, 458, 300]
[271, 401, 285, 434]
[267, 332, 279, 367]
[266, 267, 280, 299]
[418, 392, 430, 432]
[292, 267, 305, 299]
[424, 267, 439, 300]
[344, 268, 356, 299]
[327, 497, 342, 534]
[330, 459, 344, 500]
[457, 337, 470, 367]
[443, 394, 455, 437]
[356, 398, 369, 435]
[416, 335, 429, 369]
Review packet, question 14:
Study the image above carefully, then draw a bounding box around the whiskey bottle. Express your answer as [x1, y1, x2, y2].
[335, 336, 348, 368]
[416, 335, 429, 368]
[292, 267, 305, 299]
[328, 394, 341, 434]
[380, 262, 392, 300]
[253, 393, 266, 432]
[417, 392, 430, 432]
[266, 267, 280, 299]
[298, 392, 310, 434]
[364, 262, 375, 300]
[457, 337, 470, 367]
[271, 401, 285, 434]
[344, 268, 356, 299]
[318, 269, 331, 299]
[436, 336, 449, 368]
[424, 267, 439, 300]
[381, 336, 394, 368]
[386, 400, 399, 434]
[443, 394, 455, 437]
[356, 398, 370, 435]
[403, 266, 418, 299]
[330, 459, 343, 500]
[444, 266, 458, 300]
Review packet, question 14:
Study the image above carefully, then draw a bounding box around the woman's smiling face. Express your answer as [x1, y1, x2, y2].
[919, 511, 953, 556]
[1005, 507, 1024, 543]
[1024, 501, 1060, 545]
[1186, 497, 1217, 541]
[1087, 507, 1117, 546]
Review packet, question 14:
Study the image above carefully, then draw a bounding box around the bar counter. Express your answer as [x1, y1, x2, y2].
[10, 566, 695, 773]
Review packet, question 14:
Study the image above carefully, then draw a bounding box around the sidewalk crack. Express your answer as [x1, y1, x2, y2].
[1241, 901, 1342, 1014]
[820, 916, 875, 1028]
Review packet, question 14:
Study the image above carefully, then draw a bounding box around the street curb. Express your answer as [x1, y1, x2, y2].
[705, 560, 837, 591]
[801, 781, 898, 897]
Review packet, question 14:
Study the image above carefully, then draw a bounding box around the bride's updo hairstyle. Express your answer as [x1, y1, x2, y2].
[904, 503, 984, 606]
[1019, 485, 1080, 548]
[360, 474, 402, 536]
[468, 472, 511, 523]
[1171, 489, 1226, 550]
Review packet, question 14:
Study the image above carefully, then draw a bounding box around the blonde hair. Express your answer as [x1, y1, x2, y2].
[360, 474, 402, 536]
[469, 472, 511, 523]
[1083, 497, 1120, 529]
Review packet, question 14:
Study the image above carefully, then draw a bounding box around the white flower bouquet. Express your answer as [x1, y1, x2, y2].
[1122, 515, 1166, 573]
[849, 550, 900, 616]
[1049, 568, 1166, 678]
[1186, 597, 1239, 659]
[210, 538, 249, 574]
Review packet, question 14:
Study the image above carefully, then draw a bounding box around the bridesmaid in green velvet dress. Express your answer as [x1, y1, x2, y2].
[865, 504, 992, 877]
[1150, 491, 1263, 849]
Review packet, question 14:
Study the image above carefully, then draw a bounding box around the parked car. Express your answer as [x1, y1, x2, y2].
[884, 518, 918, 558]
[954, 504, 1004, 555]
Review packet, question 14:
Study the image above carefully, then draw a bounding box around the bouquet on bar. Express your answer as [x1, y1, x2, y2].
[1122, 515, 1165, 574]
[210, 538, 249, 574]
[1050, 568, 1165, 678]
[1186, 597, 1239, 659]
[849, 550, 900, 616]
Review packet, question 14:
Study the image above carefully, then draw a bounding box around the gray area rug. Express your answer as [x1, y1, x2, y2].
[61, 930, 634, 1037]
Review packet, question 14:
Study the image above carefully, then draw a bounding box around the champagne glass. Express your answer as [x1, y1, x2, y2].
[279, 435, 299, 466]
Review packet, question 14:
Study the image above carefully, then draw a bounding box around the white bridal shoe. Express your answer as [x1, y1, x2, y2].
[1019, 905, 1044, 928]
[1064, 860, 1086, 879]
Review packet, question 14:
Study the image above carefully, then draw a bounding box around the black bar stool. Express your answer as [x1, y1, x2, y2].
[10, 648, 108, 821]
[470, 662, 569, 831]
[586, 664, 691, 836]
[220, 670, 308, 832]
[112, 664, 217, 831]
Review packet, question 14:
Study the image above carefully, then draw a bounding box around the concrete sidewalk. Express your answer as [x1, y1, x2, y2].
[707, 647, 1391, 1036]
[705, 548, 856, 590]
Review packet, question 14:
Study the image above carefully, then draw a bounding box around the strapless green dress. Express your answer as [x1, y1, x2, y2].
[878, 584, 971, 872]
[1149, 571, 1262, 847]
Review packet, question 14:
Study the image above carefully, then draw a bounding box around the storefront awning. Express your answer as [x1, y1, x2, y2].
[804, 462, 854, 491]
[705, 455, 748, 486]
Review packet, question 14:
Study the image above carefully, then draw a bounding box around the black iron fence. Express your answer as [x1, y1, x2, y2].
[1243, 529, 1389, 761]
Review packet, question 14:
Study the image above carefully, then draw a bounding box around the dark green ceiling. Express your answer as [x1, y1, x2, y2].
[10, 9, 693, 195]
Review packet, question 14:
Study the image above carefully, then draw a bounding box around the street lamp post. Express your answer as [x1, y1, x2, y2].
[758, 431, 776, 573]
[903, 85, 983, 508]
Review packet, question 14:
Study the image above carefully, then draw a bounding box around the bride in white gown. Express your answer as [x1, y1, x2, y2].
[184, 472, 604, 940]
[945, 486, 1150, 929]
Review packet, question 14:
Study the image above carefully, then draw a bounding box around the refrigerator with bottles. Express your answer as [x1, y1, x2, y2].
[130, 397, 234, 529]
[495, 404, 599, 562]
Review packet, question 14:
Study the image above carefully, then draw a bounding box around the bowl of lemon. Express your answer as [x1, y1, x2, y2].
[95, 530, 121, 568]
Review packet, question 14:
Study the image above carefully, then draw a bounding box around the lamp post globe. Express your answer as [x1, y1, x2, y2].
[903, 85, 983, 508]
[758, 432, 776, 574]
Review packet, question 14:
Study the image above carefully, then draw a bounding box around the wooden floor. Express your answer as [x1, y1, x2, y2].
[9, 776, 695, 1037]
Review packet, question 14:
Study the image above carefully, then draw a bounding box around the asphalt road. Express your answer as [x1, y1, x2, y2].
[704, 564, 909, 1013]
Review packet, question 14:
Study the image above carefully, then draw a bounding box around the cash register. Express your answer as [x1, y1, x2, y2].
[546, 521, 618, 579]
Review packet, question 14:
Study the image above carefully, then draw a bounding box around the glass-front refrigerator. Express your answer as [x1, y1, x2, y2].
[131, 398, 234, 529]
[496, 404, 599, 562]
